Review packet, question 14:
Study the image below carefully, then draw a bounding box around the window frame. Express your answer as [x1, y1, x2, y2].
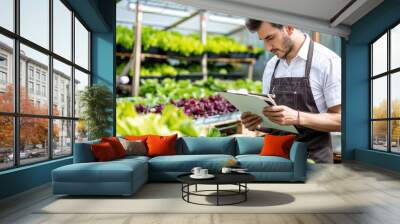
[370, 20, 400, 154]
[0, 0, 92, 171]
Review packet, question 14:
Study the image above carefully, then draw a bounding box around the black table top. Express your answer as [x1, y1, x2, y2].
[177, 172, 255, 185]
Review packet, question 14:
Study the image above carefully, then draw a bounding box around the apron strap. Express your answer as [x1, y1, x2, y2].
[269, 60, 280, 93]
[304, 39, 314, 79]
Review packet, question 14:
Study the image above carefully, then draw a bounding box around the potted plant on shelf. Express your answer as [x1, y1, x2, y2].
[79, 84, 113, 140]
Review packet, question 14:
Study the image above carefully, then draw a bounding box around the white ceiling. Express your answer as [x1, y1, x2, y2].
[166, 0, 384, 37]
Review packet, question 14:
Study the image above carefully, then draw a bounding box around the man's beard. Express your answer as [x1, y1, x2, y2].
[279, 35, 293, 59]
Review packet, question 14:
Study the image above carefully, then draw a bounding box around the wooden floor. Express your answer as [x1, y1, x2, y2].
[1, 162, 400, 224]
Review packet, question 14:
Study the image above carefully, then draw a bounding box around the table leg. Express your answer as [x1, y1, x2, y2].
[245, 183, 247, 201]
[217, 184, 219, 206]
[195, 184, 197, 192]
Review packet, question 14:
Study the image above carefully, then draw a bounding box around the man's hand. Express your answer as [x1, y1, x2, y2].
[262, 105, 298, 125]
[241, 112, 262, 131]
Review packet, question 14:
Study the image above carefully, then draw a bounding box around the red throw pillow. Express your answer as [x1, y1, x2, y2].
[146, 134, 178, 157]
[101, 137, 126, 158]
[91, 142, 117, 162]
[259, 134, 296, 159]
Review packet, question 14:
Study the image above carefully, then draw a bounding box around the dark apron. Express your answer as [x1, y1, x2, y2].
[269, 39, 333, 163]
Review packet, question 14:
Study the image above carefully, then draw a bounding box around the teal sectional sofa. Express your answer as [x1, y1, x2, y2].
[52, 137, 307, 196]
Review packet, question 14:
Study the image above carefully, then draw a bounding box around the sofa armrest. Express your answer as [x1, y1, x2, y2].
[73, 140, 100, 163]
[289, 141, 307, 181]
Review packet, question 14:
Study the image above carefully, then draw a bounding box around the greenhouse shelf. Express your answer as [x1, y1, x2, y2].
[139, 73, 245, 81]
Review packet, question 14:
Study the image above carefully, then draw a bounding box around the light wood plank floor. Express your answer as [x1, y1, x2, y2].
[1, 162, 400, 224]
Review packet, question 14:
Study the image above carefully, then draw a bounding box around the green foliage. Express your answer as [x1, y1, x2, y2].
[116, 25, 134, 50]
[79, 84, 113, 140]
[116, 100, 199, 137]
[205, 35, 247, 54]
[116, 25, 264, 57]
[206, 128, 226, 137]
[119, 78, 262, 107]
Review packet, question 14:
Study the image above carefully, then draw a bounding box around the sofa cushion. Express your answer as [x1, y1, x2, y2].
[101, 137, 127, 158]
[147, 134, 177, 157]
[236, 155, 293, 172]
[148, 154, 235, 172]
[260, 134, 296, 159]
[91, 142, 118, 161]
[52, 159, 147, 183]
[120, 139, 147, 156]
[177, 137, 236, 155]
[235, 137, 263, 155]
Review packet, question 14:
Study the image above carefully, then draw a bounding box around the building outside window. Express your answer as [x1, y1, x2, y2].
[28, 81, 34, 94]
[0, 0, 91, 170]
[0, 54, 7, 89]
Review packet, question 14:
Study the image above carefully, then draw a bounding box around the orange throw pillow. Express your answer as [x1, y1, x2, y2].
[101, 137, 126, 158]
[146, 134, 178, 157]
[125, 135, 152, 141]
[260, 134, 296, 159]
[91, 142, 117, 162]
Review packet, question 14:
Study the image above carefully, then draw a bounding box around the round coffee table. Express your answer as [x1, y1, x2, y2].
[177, 173, 255, 206]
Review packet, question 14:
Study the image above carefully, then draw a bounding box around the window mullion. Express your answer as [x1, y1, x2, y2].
[14, 0, 20, 167]
[71, 10, 76, 154]
[49, 0, 53, 160]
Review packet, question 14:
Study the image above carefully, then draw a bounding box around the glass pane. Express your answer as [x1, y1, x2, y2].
[20, 44, 49, 115]
[74, 69, 89, 118]
[20, 117, 49, 165]
[53, 119, 72, 158]
[372, 33, 387, 76]
[20, 0, 49, 49]
[372, 77, 387, 119]
[53, 59, 72, 117]
[0, 0, 14, 31]
[74, 18, 89, 70]
[0, 116, 14, 170]
[391, 72, 400, 118]
[0, 35, 14, 113]
[75, 120, 88, 143]
[391, 24, 400, 70]
[391, 120, 400, 153]
[53, 0, 72, 60]
[372, 121, 388, 151]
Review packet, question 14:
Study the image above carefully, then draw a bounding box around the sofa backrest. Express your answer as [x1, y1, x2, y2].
[177, 137, 236, 155]
[73, 137, 265, 162]
[235, 137, 264, 155]
[73, 139, 100, 163]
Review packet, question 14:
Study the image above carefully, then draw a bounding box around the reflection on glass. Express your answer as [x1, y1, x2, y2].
[391, 24, 400, 70]
[20, 44, 49, 115]
[372, 77, 387, 119]
[391, 120, 400, 153]
[75, 120, 88, 143]
[74, 69, 89, 118]
[0, 35, 14, 113]
[20, 0, 49, 49]
[0, 0, 14, 31]
[391, 72, 400, 118]
[0, 116, 13, 170]
[20, 117, 49, 165]
[53, 59, 72, 117]
[53, 0, 72, 60]
[74, 18, 89, 70]
[372, 121, 388, 151]
[372, 33, 387, 76]
[53, 119, 72, 158]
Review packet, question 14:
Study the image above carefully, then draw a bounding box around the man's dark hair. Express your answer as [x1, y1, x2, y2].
[245, 19, 283, 32]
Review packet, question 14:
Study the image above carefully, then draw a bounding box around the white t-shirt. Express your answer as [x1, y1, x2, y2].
[262, 35, 341, 113]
